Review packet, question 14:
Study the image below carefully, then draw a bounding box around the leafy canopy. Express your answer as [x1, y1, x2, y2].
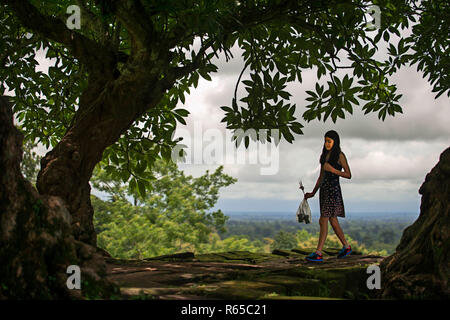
[1, 0, 448, 199]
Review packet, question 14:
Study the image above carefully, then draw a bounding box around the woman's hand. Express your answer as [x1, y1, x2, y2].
[304, 192, 314, 200]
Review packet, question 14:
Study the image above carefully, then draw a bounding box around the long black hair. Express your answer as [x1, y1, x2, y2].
[319, 130, 341, 167]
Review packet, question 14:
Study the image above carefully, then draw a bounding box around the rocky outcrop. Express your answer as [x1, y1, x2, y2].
[106, 249, 384, 300]
[380, 147, 450, 299]
[0, 96, 119, 299]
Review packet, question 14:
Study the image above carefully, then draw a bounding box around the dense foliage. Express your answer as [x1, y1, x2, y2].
[2, 0, 448, 200]
[91, 157, 242, 259]
[220, 218, 414, 255]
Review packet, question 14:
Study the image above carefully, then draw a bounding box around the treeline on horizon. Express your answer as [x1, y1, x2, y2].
[218, 218, 413, 256]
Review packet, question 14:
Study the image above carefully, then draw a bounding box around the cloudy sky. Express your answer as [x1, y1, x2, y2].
[172, 38, 450, 216]
[19, 28, 450, 218]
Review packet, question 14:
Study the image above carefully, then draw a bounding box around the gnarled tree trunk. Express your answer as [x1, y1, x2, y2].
[380, 147, 450, 299]
[36, 68, 173, 246]
[0, 96, 118, 299]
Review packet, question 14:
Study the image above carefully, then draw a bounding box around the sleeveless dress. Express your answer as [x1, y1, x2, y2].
[319, 160, 345, 218]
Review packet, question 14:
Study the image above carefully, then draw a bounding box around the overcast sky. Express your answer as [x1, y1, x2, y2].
[172, 38, 450, 216]
[19, 29, 450, 218]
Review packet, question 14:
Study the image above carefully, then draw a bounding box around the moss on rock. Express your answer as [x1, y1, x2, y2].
[106, 249, 385, 300]
[195, 251, 283, 263]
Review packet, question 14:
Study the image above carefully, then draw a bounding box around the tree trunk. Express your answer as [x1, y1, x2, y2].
[0, 96, 118, 299]
[36, 71, 169, 246]
[379, 147, 450, 299]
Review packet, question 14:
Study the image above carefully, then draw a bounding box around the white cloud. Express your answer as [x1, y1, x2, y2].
[175, 55, 449, 214]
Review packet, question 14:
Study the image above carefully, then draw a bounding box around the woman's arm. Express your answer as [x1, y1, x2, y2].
[304, 164, 324, 199]
[323, 153, 352, 179]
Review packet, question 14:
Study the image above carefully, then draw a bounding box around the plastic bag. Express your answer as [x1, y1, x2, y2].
[296, 198, 311, 224]
[296, 179, 311, 224]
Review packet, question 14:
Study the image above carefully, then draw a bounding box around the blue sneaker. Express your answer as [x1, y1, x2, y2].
[305, 251, 323, 262]
[337, 245, 352, 258]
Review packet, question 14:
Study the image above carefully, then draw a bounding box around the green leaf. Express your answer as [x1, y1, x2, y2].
[316, 83, 323, 96]
[173, 112, 186, 125]
[121, 170, 131, 183]
[178, 90, 185, 104]
[192, 72, 199, 88]
[290, 123, 303, 134]
[174, 109, 190, 117]
[220, 106, 233, 113]
[199, 70, 212, 81]
[279, 91, 291, 99]
[129, 177, 137, 194]
[137, 180, 147, 199]
[306, 90, 318, 98]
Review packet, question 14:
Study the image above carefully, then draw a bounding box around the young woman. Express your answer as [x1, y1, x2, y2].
[304, 130, 352, 262]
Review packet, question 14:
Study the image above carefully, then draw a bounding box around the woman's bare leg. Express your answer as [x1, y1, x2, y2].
[317, 217, 329, 251]
[330, 217, 349, 247]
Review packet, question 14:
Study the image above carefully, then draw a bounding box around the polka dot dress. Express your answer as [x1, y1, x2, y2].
[319, 161, 345, 218]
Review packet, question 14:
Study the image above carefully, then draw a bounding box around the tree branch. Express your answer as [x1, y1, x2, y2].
[75, 0, 110, 46]
[94, 0, 156, 49]
[2, 0, 114, 73]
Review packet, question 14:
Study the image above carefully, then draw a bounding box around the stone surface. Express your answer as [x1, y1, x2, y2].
[105, 250, 385, 300]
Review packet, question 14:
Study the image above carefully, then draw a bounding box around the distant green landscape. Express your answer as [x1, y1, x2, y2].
[218, 217, 415, 256]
